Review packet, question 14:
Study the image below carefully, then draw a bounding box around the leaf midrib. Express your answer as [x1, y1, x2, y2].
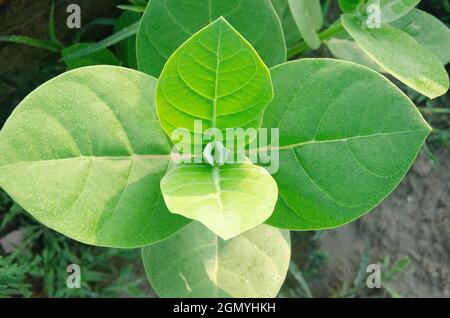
[212, 21, 222, 128]
[0, 154, 174, 169]
[251, 128, 429, 153]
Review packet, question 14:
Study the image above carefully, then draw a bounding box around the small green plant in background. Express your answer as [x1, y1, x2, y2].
[333, 252, 411, 298]
[0, 0, 141, 70]
[0, 0, 448, 298]
[279, 239, 410, 298]
[0, 190, 148, 298]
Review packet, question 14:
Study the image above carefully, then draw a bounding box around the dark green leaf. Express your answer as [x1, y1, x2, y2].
[137, 0, 286, 77]
[262, 59, 430, 230]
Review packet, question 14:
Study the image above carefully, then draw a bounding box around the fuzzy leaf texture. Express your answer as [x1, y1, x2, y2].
[137, 0, 285, 77]
[156, 17, 273, 145]
[0, 66, 190, 248]
[365, 0, 421, 23]
[261, 59, 431, 230]
[142, 222, 291, 298]
[391, 9, 450, 65]
[288, 0, 323, 50]
[342, 14, 449, 99]
[326, 38, 385, 72]
[161, 160, 278, 240]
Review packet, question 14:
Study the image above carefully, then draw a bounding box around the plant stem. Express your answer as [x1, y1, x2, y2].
[418, 107, 450, 115]
[287, 20, 344, 59]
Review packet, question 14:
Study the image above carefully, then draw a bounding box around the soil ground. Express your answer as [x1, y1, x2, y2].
[302, 150, 450, 297]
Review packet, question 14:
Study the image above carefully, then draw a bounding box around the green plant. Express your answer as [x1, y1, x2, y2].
[0, 0, 448, 298]
[0, 253, 35, 297]
[0, 191, 148, 298]
[333, 252, 411, 298]
[0, 1, 137, 70]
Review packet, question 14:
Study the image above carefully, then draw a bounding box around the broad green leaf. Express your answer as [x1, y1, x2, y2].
[114, 11, 141, 69]
[161, 160, 278, 240]
[342, 14, 449, 99]
[366, 0, 420, 23]
[137, 0, 285, 77]
[0, 66, 190, 248]
[339, 0, 365, 13]
[62, 43, 121, 70]
[288, 0, 323, 49]
[156, 18, 273, 145]
[326, 38, 384, 72]
[392, 9, 450, 65]
[261, 59, 431, 230]
[271, 0, 302, 49]
[142, 222, 290, 297]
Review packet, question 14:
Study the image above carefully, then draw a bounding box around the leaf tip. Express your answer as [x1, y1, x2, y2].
[213, 16, 233, 29]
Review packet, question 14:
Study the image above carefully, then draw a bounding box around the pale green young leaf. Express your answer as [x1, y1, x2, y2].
[391, 9, 450, 65]
[137, 0, 285, 77]
[342, 14, 449, 99]
[287, 0, 323, 49]
[326, 38, 384, 72]
[142, 222, 290, 297]
[0, 66, 190, 248]
[261, 59, 431, 230]
[156, 18, 273, 145]
[62, 43, 121, 70]
[366, 0, 420, 23]
[161, 160, 278, 240]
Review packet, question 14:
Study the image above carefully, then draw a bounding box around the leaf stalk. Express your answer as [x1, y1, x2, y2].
[287, 20, 344, 59]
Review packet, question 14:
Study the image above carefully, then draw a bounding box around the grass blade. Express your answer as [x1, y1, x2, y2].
[289, 261, 313, 298]
[61, 21, 140, 62]
[117, 4, 146, 13]
[0, 35, 59, 52]
[48, 0, 63, 49]
[72, 18, 118, 43]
